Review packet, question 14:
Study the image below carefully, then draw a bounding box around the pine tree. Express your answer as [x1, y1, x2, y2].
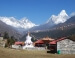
[3, 32, 9, 39]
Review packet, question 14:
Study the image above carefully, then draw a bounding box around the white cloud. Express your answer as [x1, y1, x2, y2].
[70, 12, 75, 17]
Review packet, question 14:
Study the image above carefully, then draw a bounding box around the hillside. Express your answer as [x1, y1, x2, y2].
[27, 10, 69, 32]
[0, 21, 22, 39]
[21, 26, 75, 41]
[21, 16, 75, 40]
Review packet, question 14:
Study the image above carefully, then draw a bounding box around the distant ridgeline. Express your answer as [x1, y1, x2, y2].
[21, 26, 75, 41]
[29, 16, 75, 40]
[30, 27, 75, 39]
[68, 34, 75, 41]
[21, 16, 75, 41]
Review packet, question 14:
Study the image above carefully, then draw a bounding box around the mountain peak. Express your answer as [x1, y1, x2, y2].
[47, 10, 69, 24]
[0, 17, 36, 30]
[20, 17, 32, 24]
[59, 10, 68, 16]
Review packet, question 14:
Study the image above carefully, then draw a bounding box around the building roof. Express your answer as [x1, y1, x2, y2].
[42, 37, 54, 41]
[49, 37, 65, 44]
[41, 37, 54, 43]
[34, 40, 44, 44]
[15, 41, 23, 45]
[49, 41, 56, 44]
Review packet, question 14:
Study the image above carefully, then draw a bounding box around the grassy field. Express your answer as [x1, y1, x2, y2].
[0, 47, 75, 58]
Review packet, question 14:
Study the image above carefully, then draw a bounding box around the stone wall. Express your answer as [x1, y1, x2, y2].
[12, 45, 22, 49]
[57, 39, 75, 54]
[0, 37, 3, 41]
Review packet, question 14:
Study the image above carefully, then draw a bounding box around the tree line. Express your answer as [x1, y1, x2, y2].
[3, 32, 17, 47]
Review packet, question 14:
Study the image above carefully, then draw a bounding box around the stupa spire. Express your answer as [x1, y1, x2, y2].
[28, 32, 30, 36]
[23, 31, 34, 49]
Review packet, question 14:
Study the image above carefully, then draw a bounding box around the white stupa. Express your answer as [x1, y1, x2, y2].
[23, 32, 34, 49]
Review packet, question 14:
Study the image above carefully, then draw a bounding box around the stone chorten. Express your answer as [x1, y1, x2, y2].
[23, 32, 34, 49]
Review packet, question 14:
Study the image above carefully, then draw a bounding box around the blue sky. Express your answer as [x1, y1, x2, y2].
[0, 0, 75, 24]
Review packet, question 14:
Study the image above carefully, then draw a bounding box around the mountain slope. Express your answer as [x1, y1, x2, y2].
[0, 10, 69, 32]
[21, 15, 75, 41]
[66, 16, 75, 23]
[30, 16, 75, 39]
[51, 16, 75, 30]
[0, 20, 22, 39]
[47, 10, 69, 24]
[28, 10, 69, 32]
[0, 17, 36, 31]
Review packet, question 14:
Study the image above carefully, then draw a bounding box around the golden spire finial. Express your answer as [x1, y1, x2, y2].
[28, 31, 30, 36]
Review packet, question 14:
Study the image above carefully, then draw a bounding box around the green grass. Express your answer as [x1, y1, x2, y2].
[0, 47, 75, 58]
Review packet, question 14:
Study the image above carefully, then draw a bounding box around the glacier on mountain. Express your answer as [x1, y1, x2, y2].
[0, 10, 70, 32]
[47, 10, 69, 24]
[0, 17, 36, 30]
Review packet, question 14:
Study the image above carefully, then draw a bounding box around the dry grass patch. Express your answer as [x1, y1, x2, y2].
[0, 47, 75, 58]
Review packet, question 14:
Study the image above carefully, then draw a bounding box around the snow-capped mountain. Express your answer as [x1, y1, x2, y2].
[28, 10, 70, 32]
[0, 20, 22, 39]
[0, 10, 70, 33]
[0, 17, 36, 30]
[47, 10, 69, 24]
